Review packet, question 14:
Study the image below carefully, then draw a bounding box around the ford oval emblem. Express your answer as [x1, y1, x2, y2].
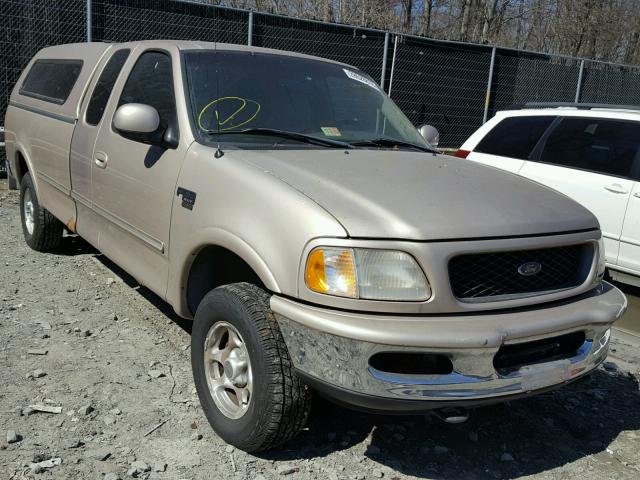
[518, 261, 542, 276]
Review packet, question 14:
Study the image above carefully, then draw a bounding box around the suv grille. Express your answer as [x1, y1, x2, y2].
[449, 244, 593, 301]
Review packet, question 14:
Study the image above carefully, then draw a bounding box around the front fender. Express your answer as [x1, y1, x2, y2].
[165, 144, 347, 318]
[167, 227, 280, 318]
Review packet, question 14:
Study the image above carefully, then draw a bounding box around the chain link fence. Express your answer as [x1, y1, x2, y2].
[389, 36, 493, 148]
[1, 0, 86, 172]
[491, 51, 582, 111]
[4, 0, 640, 172]
[581, 60, 640, 105]
[91, 0, 248, 44]
[252, 14, 387, 86]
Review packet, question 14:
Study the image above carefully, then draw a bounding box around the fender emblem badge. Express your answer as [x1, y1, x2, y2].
[176, 187, 196, 211]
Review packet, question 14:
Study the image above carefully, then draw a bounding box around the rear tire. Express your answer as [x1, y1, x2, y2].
[20, 172, 63, 251]
[191, 283, 311, 452]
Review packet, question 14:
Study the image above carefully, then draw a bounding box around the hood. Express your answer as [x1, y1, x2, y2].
[238, 149, 598, 240]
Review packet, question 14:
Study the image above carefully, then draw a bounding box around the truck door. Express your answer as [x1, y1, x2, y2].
[90, 48, 186, 297]
[70, 48, 130, 246]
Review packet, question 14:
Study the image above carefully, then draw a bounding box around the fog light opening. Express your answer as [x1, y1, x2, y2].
[369, 352, 453, 375]
[493, 331, 586, 375]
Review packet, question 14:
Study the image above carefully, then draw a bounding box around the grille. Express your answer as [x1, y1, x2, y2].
[449, 244, 593, 301]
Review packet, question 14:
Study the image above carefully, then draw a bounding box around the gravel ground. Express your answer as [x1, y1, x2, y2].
[1, 187, 640, 480]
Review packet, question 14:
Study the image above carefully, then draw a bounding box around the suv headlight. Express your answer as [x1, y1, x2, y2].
[304, 247, 431, 301]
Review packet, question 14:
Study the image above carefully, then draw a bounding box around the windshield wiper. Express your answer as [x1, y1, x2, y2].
[350, 137, 438, 154]
[207, 128, 353, 149]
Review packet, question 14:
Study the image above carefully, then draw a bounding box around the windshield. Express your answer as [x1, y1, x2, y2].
[183, 50, 428, 149]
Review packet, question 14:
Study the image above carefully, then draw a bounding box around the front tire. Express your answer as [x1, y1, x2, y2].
[191, 283, 311, 452]
[20, 172, 63, 251]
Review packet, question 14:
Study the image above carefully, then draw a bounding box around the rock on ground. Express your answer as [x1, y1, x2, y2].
[6, 430, 21, 444]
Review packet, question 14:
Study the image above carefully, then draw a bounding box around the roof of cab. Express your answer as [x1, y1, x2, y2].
[114, 39, 346, 66]
[30, 39, 345, 61]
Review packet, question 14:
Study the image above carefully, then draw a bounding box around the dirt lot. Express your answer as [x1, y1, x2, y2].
[1, 186, 640, 480]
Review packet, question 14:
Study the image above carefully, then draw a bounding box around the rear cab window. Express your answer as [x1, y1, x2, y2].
[20, 59, 83, 104]
[475, 116, 556, 160]
[86, 49, 131, 126]
[538, 117, 640, 179]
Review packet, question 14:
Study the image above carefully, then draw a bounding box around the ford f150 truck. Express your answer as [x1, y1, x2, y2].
[4, 41, 627, 452]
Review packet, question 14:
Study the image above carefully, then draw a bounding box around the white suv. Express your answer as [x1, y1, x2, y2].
[458, 103, 640, 288]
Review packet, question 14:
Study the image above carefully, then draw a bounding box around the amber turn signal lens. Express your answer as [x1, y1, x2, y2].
[304, 247, 358, 298]
[305, 249, 328, 293]
[305, 247, 431, 301]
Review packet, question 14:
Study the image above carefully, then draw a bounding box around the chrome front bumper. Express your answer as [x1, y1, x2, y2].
[272, 282, 626, 407]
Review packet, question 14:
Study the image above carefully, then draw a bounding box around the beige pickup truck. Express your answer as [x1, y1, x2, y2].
[4, 40, 627, 452]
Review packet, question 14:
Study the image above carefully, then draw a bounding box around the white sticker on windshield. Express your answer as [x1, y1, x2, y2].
[343, 68, 380, 90]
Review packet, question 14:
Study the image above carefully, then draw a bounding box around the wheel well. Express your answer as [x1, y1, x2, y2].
[186, 246, 265, 315]
[15, 151, 28, 180]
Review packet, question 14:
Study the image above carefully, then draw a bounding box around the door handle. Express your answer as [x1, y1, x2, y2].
[604, 183, 628, 194]
[634, 192, 640, 199]
[94, 151, 108, 169]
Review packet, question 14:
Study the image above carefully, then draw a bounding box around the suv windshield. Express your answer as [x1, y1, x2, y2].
[183, 50, 428, 149]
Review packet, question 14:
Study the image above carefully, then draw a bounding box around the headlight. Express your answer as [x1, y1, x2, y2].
[304, 247, 431, 301]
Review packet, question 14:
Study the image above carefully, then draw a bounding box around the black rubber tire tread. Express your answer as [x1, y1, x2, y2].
[20, 172, 63, 252]
[225, 283, 312, 450]
[192, 283, 311, 452]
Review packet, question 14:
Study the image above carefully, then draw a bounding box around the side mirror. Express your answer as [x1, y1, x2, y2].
[418, 124, 439, 148]
[113, 103, 178, 149]
[113, 103, 160, 134]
